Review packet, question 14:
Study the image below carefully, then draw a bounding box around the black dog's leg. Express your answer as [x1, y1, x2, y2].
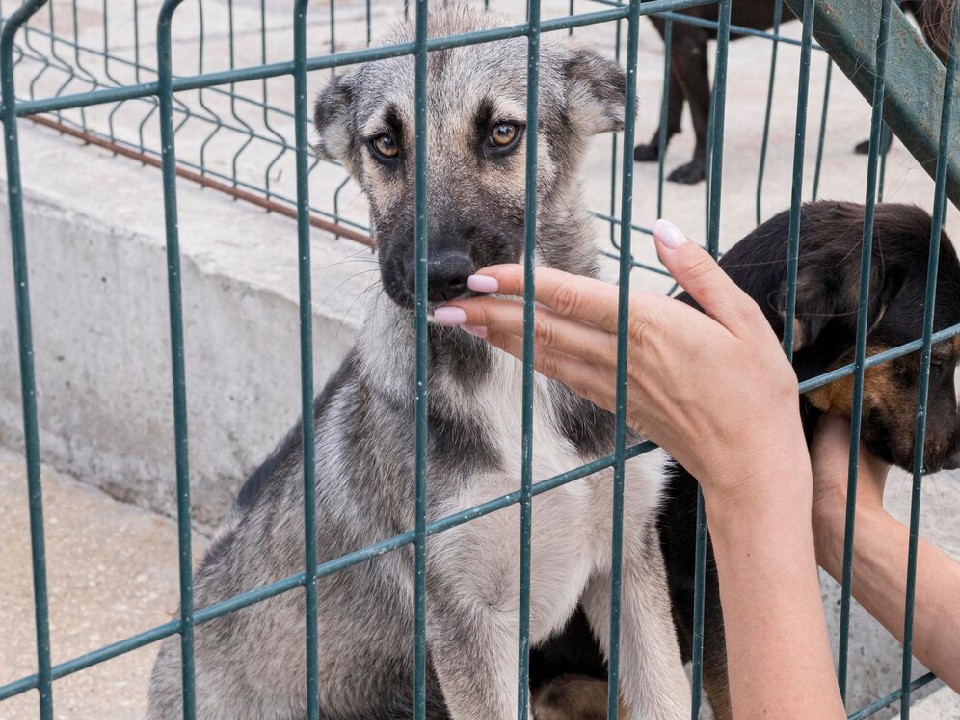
[634, 69, 684, 162]
[667, 28, 711, 185]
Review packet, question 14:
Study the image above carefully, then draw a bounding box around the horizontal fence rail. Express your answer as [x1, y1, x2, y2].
[2, 1, 959, 719]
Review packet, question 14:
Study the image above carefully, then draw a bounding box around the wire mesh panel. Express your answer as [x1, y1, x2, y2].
[1, 1, 959, 719]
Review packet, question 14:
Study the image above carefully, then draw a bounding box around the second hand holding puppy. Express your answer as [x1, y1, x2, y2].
[434, 218, 846, 720]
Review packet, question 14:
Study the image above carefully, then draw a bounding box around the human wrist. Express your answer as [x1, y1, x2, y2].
[698, 439, 813, 528]
[811, 482, 847, 565]
[812, 490, 890, 575]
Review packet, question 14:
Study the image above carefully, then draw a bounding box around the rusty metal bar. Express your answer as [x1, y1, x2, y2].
[26, 114, 375, 247]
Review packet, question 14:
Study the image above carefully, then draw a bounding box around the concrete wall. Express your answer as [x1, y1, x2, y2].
[0, 123, 368, 527]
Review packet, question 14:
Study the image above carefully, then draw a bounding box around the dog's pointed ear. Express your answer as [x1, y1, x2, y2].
[778, 260, 892, 352]
[562, 45, 628, 134]
[313, 72, 361, 177]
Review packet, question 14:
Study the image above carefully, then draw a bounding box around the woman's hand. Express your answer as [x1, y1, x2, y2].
[434, 219, 806, 514]
[434, 219, 845, 718]
[810, 413, 891, 559]
[809, 414, 960, 690]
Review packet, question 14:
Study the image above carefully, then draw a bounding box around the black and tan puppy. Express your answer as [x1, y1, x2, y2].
[635, 1, 952, 184]
[531, 201, 960, 720]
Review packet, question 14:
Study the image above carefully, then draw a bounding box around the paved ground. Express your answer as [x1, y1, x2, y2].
[0, 450, 208, 720]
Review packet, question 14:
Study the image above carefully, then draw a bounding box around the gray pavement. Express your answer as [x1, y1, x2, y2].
[0, 449, 208, 720]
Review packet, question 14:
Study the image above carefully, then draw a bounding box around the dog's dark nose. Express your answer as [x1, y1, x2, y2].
[423, 248, 474, 303]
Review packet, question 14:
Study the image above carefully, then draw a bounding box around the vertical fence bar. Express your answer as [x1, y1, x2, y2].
[605, 3, 641, 719]
[756, 0, 784, 224]
[0, 2, 54, 718]
[608, 18, 623, 249]
[837, 0, 893, 703]
[655, 18, 672, 221]
[900, 5, 959, 716]
[811, 57, 833, 200]
[293, 1, 320, 717]
[783, 0, 816, 362]
[156, 2, 197, 716]
[689, 2, 732, 718]
[412, 1, 430, 718]
[517, 2, 541, 717]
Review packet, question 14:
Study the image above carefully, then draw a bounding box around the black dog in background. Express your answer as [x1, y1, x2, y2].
[636, 1, 953, 184]
[530, 201, 960, 720]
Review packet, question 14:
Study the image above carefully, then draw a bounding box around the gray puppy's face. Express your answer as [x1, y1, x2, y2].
[314, 7, 626, 310]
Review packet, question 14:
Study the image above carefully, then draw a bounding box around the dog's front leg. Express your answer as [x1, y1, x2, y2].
[583, 546, 689, 720]
[426, 534, 526, 720]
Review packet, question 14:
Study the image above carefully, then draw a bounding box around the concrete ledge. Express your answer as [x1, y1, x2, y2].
[0, 122, 369, 527]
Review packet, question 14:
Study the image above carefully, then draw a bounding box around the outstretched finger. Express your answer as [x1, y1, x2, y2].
[435, 296, 618, 369]
[462, 265, 623, 334]
[479, 327, 618, 416]
[652, 218, 763, 336]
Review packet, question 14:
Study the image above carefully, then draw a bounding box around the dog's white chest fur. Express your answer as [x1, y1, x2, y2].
[433, 349, 667, 645]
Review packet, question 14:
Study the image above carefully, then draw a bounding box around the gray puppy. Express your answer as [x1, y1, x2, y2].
[147, 7, 688, 719]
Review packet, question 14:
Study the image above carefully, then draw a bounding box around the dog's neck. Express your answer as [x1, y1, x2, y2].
[356, 210, 599, 411]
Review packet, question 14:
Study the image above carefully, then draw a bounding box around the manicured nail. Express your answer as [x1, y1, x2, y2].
[463, 325, 488, 339]
[433, 306, 467, 325]
[467, 274, 499, 293]
[652, 218, 688, 249]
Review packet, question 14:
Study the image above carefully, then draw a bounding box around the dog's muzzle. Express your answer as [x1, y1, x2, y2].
[406, 247, 476, 303]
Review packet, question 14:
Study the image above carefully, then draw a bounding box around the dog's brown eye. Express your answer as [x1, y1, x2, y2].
[490, 122, 520, 148]
[370, 133, 399, 161]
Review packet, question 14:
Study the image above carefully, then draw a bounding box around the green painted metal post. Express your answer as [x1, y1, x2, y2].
[783, 0, 816, 362]
[900, 5, 959, 716]
[837, 0, 893, 702]
[692, 1, 732, 717]
[518, 2, 541, 716]
[606, 3, 643, 716]
[413, 2, 430, 718]
[0, 2, 55, 718]
[293, 0, 320, 717]
[156, 1, 197, 716]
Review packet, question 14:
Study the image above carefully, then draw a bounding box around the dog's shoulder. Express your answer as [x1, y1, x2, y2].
[231, 351, 360, 515]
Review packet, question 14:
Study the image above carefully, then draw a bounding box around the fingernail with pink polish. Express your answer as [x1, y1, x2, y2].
[463, 325, 488, 339]
[467, 274, 498, 293]
[433, 306, 467, 325]
[652, 218, 688, 249]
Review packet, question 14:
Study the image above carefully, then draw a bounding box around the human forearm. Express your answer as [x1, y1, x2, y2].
[814, 497, 960, 690]
[707, 461, 845, 720]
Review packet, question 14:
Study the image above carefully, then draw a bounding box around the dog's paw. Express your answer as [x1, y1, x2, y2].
[531, 675, 609, 720]
[667, 160, 706, 185]
[633, 142, 660, 162]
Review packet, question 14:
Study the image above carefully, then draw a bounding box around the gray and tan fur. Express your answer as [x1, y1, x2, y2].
[147, 7, 688, 719]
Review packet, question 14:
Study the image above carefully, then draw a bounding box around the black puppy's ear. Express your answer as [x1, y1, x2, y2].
[563, 45, 628, 134]
[313, 73, 361, 175]
[778, 261, 889, 352]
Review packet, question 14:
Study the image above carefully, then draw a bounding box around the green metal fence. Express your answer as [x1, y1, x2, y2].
[0, 0, 869, 262]
[1, 1, 958, 719]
